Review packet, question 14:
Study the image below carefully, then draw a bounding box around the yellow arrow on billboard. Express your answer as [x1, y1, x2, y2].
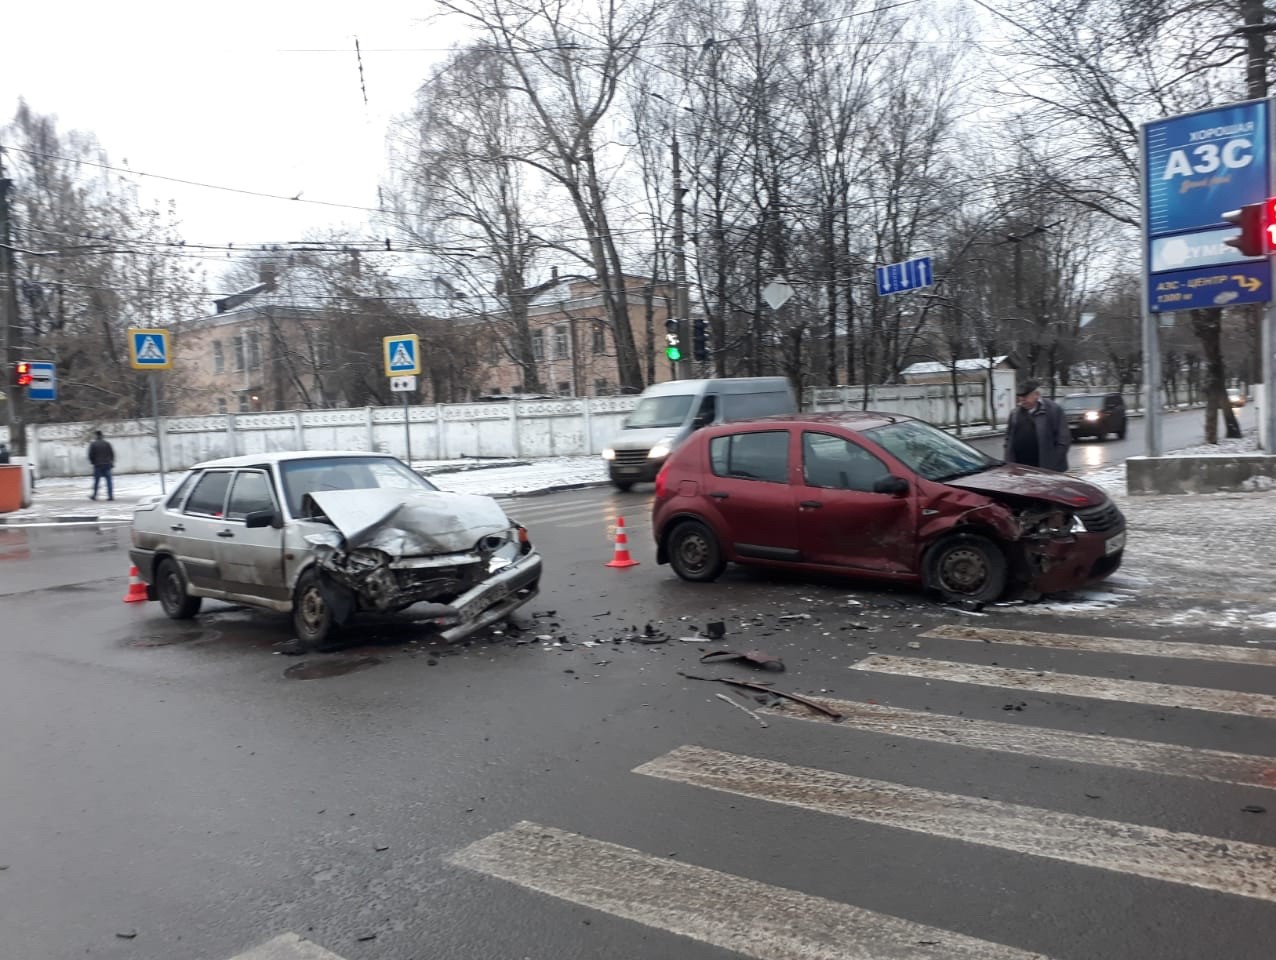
[1233, 274, 1263, 293]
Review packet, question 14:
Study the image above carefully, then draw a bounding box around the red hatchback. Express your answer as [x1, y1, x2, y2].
[652, 412, 1126, 603]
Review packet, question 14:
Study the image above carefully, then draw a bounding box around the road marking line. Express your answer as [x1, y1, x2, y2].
[850, 655, 1276, 719]
[760, 696, 1276, 790]
[448, 821, 1054, 959]
[636, 746, 1276, 903]
[225, 933, 348, 960]
[920, 624, 1276, 666]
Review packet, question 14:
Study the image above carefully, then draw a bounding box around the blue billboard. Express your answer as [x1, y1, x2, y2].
[1144, 99, 1271, 311]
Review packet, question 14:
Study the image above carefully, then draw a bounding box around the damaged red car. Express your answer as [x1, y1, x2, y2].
[652, 413, 1125, 603]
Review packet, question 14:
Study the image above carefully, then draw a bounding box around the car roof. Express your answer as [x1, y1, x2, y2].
[710, 411, 921, 432]
[191, 451, 400, 470]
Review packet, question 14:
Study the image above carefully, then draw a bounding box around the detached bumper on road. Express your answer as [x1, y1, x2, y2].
[438, 549, 543, 644]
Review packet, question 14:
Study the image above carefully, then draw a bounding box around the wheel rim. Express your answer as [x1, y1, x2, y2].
[938, 546, 988, 594]
[297, 584, 327, 637]
[676, 530, 711, 573]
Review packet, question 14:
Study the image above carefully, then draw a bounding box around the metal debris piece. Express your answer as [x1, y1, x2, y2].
[700, 650, 786, 672]
[705, 621, 726, 639]
[715, 692, 768, 727]
[1242, 805, 1267, 814]
[678, 671, 844, 721]
[906, 641, 921, 649]
[778, 613, 811, 621]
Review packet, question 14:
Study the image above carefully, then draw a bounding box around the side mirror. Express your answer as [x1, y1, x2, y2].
[873, 475, 909, 496]
[244, 508, 281, 529]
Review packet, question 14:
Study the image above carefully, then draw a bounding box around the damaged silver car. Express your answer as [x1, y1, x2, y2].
[129, 452, 542, 649]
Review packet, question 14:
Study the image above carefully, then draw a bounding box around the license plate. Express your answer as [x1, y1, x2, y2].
[618, 466, 640, 475]
[1104, 531, 1126, 555]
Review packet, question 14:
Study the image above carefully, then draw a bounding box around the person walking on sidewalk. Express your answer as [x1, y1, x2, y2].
[1003, 380, 1071, 472]
[88, 430, 115, 501]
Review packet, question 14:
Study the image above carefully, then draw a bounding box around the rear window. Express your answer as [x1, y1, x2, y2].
[184, 471, 232, 517]
[721, 390, 794, 421]
[709, 430, 790, 483]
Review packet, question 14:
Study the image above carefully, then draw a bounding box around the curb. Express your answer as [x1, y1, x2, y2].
[418, 459, 532, 476]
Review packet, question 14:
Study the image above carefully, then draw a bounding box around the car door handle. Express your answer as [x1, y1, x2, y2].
[170, 524, 185, 532]
[217, 530, 235, 538]
[709, 492, 729, 500]
[800, 500, 823, 509]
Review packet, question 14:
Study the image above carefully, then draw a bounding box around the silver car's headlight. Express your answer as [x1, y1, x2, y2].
[648, 437, 676, 459]
[601, 447, 616, 460]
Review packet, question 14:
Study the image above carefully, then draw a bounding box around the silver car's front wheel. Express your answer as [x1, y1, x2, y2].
[156, 557, 202, 620]
[292, 569, 339, 650]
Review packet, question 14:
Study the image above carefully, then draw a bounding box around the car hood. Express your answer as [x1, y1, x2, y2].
[609, 425, 680, 450]
[306, 489, 511, 555]
[944, 464, 1107, 507]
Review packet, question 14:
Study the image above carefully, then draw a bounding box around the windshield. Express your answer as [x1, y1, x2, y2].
[626, 394, 695, 429]
[1061, 396, 1103, 412]
[864, 420, 997, 482]
[279, 456, 438, 517]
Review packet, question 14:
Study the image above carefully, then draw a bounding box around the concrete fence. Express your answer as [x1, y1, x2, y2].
[3, 381, 1135, 479]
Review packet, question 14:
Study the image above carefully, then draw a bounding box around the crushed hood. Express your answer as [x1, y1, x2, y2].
[944, 464, 1106, 508]
[306, 489, 511, 556]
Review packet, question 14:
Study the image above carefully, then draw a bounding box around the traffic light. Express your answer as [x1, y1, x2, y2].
[692, 317, 708, 362]
[12, 361, 32, 388]
[664, 317, 682, 362]
[1222, 200, 1276, 256]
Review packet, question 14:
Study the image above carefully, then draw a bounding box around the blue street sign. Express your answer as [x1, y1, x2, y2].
[26, 361, 56, 401]
[875, 256, 933, 296]
[128, 327, 171, 369]
[1144, 100, 1271, 311]
[383, 334, 421, 376]
[1149, 260, 1271, 312]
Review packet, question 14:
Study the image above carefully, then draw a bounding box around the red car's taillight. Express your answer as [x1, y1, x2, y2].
[654, 464, 668, 498]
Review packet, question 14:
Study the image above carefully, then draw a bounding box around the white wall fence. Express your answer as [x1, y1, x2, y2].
[5, 381, 1055, 478]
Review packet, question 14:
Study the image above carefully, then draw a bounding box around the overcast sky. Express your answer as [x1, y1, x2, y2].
[1, 2, 463, 254]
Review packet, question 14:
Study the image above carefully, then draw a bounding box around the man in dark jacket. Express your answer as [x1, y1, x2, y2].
[1003, 380, 1071, 472]
[88, 430, 115, 501]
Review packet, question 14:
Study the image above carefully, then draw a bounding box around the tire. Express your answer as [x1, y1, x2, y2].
[611, 480, 635, 492]
[924, 533, 1008, 605]
[156, 557, 202, 620]
[667, 519, 727, 583]
[1117, 424, 1127, 440]
[292, 568, 341, 651]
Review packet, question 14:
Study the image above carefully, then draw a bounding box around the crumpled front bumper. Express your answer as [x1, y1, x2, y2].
[435, 549, 543, 643]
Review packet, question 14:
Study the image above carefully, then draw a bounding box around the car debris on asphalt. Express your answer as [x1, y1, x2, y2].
[714, 692, 769, 727]
[699, 650, 786, 672]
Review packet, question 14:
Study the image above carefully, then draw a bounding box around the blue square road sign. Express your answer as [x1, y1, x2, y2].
[383, 334, 421, 376]
[128, 328, 172, 370]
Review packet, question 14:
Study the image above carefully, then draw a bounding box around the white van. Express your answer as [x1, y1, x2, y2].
[601, 377, 798, 490]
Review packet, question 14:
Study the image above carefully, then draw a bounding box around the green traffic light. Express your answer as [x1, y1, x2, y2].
[666, 346, 682, 361]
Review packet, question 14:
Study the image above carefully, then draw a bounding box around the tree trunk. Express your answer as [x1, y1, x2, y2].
[1190, 307, 1242, 442]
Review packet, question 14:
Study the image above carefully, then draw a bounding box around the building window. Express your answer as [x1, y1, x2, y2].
[238, 394, 250, 412]
[489, 340, 502, 365]
[593, 378, 611, 396]
[233, 335, 246, 372]
[248, 331, 261, 370]
[216, 398, 227, 414]
[213, 341, 225, 374]
[556, 381, 571, 396]
[532, 330, 545, 361]
[551, 324, 569, 360]
[592, 322, 607, 355]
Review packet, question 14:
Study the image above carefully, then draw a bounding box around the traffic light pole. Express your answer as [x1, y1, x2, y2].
[1, 161, 26, 457]
[671, 135, 690, 381]
[1138, 124, 1163, 457]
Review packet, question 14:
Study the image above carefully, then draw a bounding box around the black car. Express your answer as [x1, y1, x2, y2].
[1061, 393, 1127, 441]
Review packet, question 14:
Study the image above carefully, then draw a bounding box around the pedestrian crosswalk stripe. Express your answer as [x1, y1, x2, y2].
[224, 933, 348, 959]
[851, 655, 1276, 719]
[920, 624, 1276, 666]
[448, 821, 1055, 959]
[636, 746, 1276, 902]
[758, 696, 1276, 790]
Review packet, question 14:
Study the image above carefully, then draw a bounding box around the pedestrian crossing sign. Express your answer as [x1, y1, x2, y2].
[383, 334, 421, 376]
[128, 328, 172, 370]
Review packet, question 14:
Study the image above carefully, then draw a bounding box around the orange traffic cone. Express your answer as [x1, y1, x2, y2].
[605, 516, 640, 568]
[123, 565, 148, 603]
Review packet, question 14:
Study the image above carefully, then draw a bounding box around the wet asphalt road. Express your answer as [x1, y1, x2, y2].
[1, 409, 1273, 960]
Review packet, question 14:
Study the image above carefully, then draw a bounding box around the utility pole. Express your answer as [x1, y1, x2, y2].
[671, 134, 691, 381]
[0, 150, 26, 456]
